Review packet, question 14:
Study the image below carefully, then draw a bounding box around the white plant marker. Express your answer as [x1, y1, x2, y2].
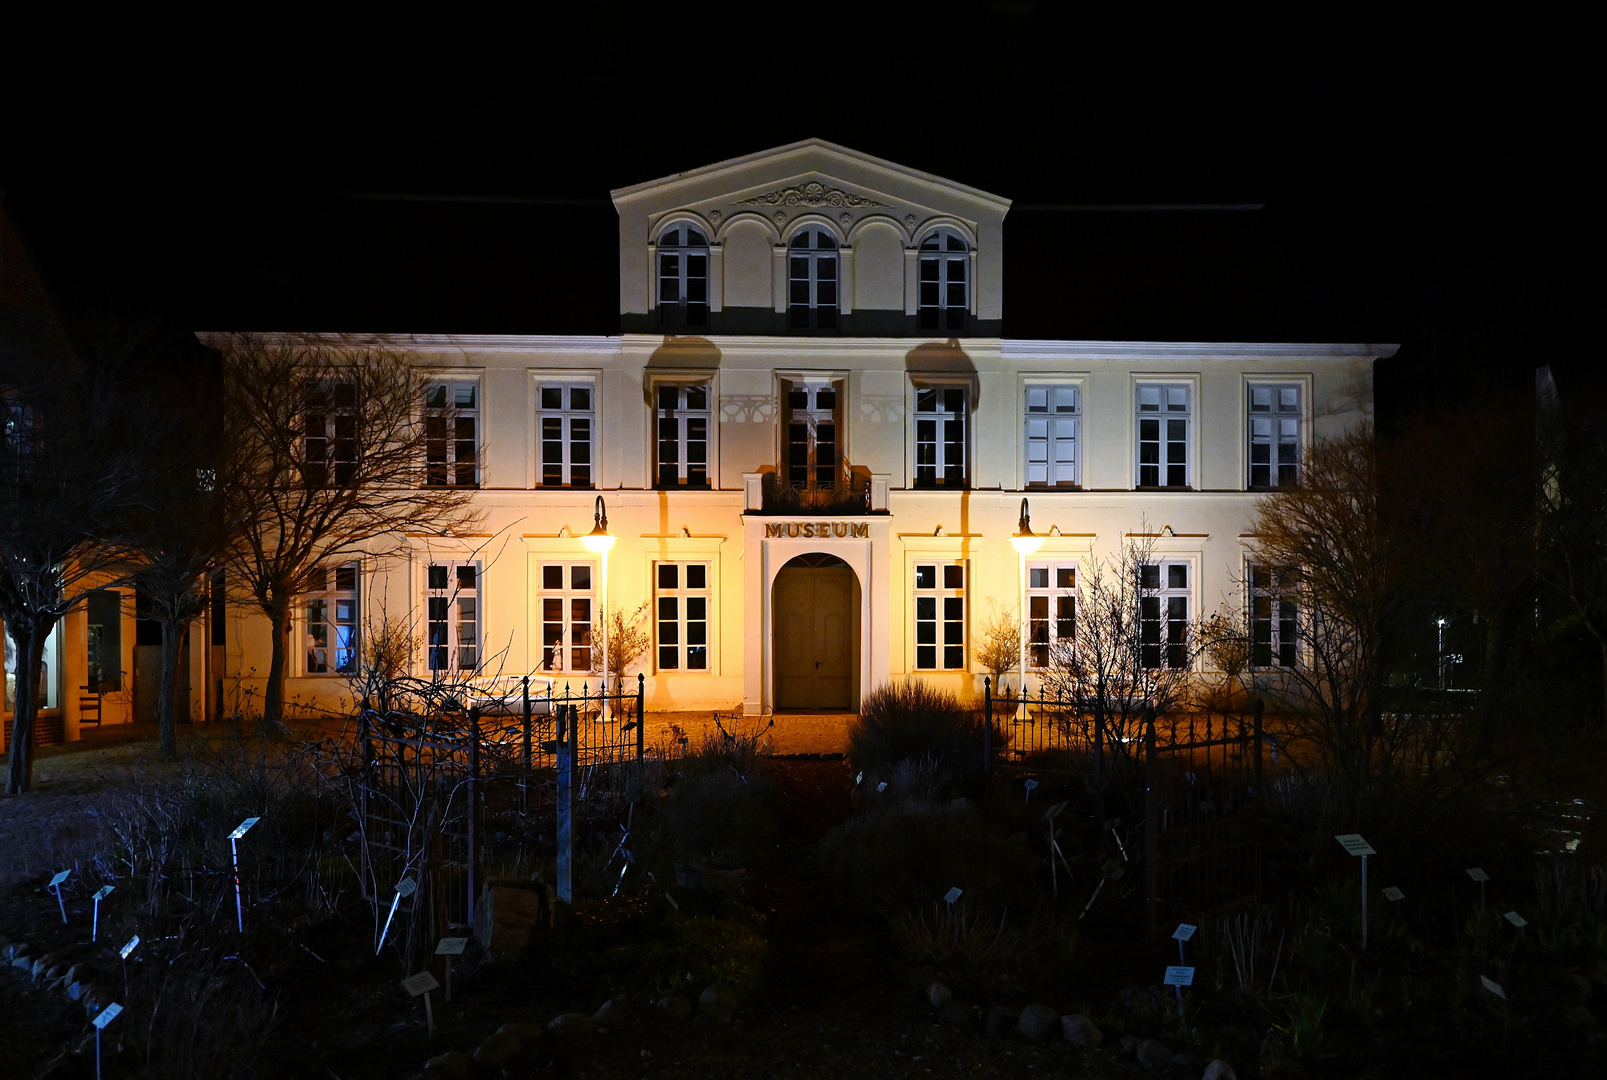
[1335, 834, 1376, 949]
[119, 935, 140, 960]
[1024, 778, 1039, 804]
[48, 870, 70, 923]
[228, 817, 260, 933]
[944, 887, 963, 905]
[378, 877, 418, 954]
[1466, 866, 1489, 909]
[91, 1001, 122, 1079]
[1383, 886, 1405, 902]
[402, 970, 441, 1037]
[435, 936, 468, 1003]
[1503, 910, 1526, 929]
[1480, 974, 1505, 999]
[876, 781, 887, 792]
[1164, 965, 1194, 1019]
[1173, 922, 1197, 966]
[91, 885, 113, 941]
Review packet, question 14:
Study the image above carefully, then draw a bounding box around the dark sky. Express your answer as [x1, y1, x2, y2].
[1, 5, 1596, 415]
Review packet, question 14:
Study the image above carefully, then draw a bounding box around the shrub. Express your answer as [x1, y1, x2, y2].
[850, 682, 985, 788]
[664, 733, 776, 868]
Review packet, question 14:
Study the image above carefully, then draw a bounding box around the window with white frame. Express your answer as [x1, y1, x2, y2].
[303, 563, 359, 675]
[918, 227, 970, 332]
[538, 382, 594, 488]
[1248, 563, 1298, 667]
[425, 562, 479, 674]
[1248, 384, 1301, 489]
[1026, 562, 1077, 668]
[304, 379, 358, 487]
[654, 382, 711, 488]
[1139, 561, 1190, 669]
[784, 379, 842, 490]
[537, 562, 594, 674]
[655, 562, 710, 672]
[1136, 383, 1190, 488]
[913, 561, 966, 670]
[787, 226, 839, 330]
[657, 224, 709, 329]
[914, 386, 967, 488]
[1025, 385, 1079, 488]
[424, 380, 478, 487]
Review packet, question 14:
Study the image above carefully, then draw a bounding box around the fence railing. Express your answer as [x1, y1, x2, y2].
[983, 677, 1266, 929]
[358, 673, 646, 947]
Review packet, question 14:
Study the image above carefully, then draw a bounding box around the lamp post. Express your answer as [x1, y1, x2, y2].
[1436, 617, 1447, 690]
[582, 495, 616, 707]
[1011, 498, 1043, 716]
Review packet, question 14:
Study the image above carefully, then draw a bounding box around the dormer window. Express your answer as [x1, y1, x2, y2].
[657, 224, 709, 329]
[787, 226, 839, 331]
[918, 227, 969, 332]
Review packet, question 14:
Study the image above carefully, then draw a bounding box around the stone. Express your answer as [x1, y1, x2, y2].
[592, 998, 627, 1027]
[938, 1000, 971, 1027]
[473, 1030, 523, 1067]
[908, 966, 937, 992]
[11, 955, 32, 971]
[496, 1021, 544, 1043]
[925, 981, 953, 1009]
[1136, 1038, 1172, 1067]
[1120, 1035, 1139, 1053]
[1172, 1053, 1195, 1069]
[699, 982, 739, 1008]
[422, 1050, 472, 1079]
[984, 1006, 1018, 1037]
[696, 1001, 733, 1025]
[67, 981, 85, 1001]
[31, 953, 62, 979]
[0, 941, 23, 961]
[64, 963, 93, 985]
[1202, 1060, 1238, 1080]
[547, 1012, 595, 1037]
[1061, 1013, 1104, 1048]
[1018, 1003, 1059, 1041]
[658, 995, 692, 1021]
[473, 878, 550, 960]
[45, 964, 67, 983]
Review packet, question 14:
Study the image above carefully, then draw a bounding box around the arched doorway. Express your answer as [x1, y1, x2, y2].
[772, 553, 859, 710]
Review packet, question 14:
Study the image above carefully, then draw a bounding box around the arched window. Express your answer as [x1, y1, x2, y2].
[657, 223, 708, 329]
[787, 225, 839, 331]
[918, 227, 969, 332]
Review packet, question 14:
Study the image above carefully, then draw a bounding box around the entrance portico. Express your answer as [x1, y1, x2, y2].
[741, 515, 892, 715]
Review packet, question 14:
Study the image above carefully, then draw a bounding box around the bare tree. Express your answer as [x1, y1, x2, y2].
[1536, 381, 1607, 728]
[219, 335, 482, 731]
[593, 601, 652, 695]
[975, 598, 1021, 688]
[1040, 531, 1196, 746]
[0, 318, 151, 792]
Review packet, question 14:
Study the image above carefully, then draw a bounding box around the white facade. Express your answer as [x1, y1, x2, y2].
[45, 140, 1394, 734]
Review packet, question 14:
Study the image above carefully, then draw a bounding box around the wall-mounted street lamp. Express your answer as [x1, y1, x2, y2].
[582, 496, 615, 703]
[1011, 498, 1043, 713]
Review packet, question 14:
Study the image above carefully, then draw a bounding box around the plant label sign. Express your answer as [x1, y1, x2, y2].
[1335, 833, 1375, 857]
[402, 971, 440, 997]
[855, 771, 863, 786]
[1164, 966, 1195, 986]
[876, 782, 888, 792]
[1466, 867, 1489, 882]
[120, 935, 140, 959]
[1024, 779, 1038, 791]
[1173, 923, 1197, 942]
[1480, 975, 1505, 1000]
[1383, 887, 1405, 902]
[49, 870, 70, 887]
[435, 936, 469, 956]
[228, 817, 260, 841]
[944, 887, 963, 905]
[92, 885, 114, 901]
[1504, 911, 1527, 929]
[91, 1002, 123, 1029]
[395, 878, 418, 898]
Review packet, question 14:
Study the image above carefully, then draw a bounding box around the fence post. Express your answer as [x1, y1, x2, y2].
[983, 676, 992, 778]
[359, 709, 373, 900]
[467, 706, 480, 931]
[556, 705, 574, 906]
[522, 676, 533, 813]
[636, 672, 646, 760]
[1252, 696, 1265, 901]
[1093, 700, 1104, 791]
[1144, 704, 1158, 937]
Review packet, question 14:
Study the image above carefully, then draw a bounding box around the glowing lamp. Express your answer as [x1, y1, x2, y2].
[582, 495, 615, 553]
[1010, 497, 1043, 555]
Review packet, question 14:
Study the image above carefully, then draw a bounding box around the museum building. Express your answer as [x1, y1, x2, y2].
[7, 140, 1393, 738]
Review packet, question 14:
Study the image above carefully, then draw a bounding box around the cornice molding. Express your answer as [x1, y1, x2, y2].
[1001, 340, 1399, 360]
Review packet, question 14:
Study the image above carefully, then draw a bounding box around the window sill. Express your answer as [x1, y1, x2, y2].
[1133, 486, 1195, 492]
[655, 483, 712, 492]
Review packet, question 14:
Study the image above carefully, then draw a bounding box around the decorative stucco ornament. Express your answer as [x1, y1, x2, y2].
[739, 181, 889, 209]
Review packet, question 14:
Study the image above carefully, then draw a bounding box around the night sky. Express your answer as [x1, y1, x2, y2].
[1, 6, 1595, 425]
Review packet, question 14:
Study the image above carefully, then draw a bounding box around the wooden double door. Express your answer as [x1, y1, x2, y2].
[773, 559, 856, 711]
